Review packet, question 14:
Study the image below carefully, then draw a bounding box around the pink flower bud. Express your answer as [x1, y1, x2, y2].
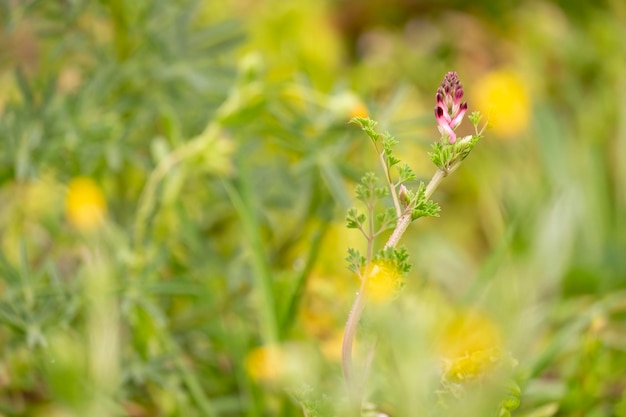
[434, 72, 468, 144]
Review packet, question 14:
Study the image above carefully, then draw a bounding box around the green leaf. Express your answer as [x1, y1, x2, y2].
[381, 133, 400, 167]
[396, 163, 417, 183]
[345, 208, 364, 229]
[374, 247, 412, 275]
[428, 142, 454, 170]
[429, 134, 482, 171]
[346, 248, 366, 274]
[412, 199, 441, 220]
[387, 154, 400, 167]
[454, 134, 482, 162]
[468, 110, 483, 127]
[350, 117, 380, 143]
[361, 172, 378, 186]
[356, 172, 379, 202]
[355, 183, 370, 202]
[375, 207, 397, 232]
[410, 182, 441, 220]
[374, 186, 389, 199]
[381, 132, 399, 150]
[498, 381, 521, 415]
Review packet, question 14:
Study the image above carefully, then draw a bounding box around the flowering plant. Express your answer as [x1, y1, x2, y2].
[340, 72, 510, 415]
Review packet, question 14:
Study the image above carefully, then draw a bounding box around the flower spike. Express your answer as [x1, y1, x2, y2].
[434, 71, 468, 144]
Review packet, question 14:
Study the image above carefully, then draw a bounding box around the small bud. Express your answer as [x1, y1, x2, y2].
[398, 184, 410, 209]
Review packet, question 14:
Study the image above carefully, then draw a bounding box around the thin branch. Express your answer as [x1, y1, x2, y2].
[357, 223, 369, 240]
[341, 278, 367, 402]
[341, 164, 457, 407]
[366, 201, 375, 264]
[379, 151, 402, 217]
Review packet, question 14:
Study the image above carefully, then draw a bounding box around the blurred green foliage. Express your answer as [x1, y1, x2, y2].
[1, 0, 626, 416]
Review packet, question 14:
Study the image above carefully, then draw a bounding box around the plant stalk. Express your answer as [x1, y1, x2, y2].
[341, 162, 461, 407]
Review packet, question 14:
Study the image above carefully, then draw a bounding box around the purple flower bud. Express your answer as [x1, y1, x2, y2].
[434, 72, 468, 144]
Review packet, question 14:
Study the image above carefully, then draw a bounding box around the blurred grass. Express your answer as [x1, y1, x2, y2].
[1, 0, 626, 416]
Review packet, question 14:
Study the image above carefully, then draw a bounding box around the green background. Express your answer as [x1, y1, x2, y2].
[1, 0, 626, 416]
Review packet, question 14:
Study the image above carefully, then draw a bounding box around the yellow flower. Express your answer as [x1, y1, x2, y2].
[66, 177, 107, 231]
[245, 345, 285, 383]
[349, 100, 369, 120]
[245, 343, 317, 384]
[365, 261, 402, 303]
[437, 309, 502, 382]
[473, 69, 530, 138]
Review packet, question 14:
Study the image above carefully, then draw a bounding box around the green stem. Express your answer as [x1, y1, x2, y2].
[379, 151, 402, 217]
[383, 166, 452, 250]
[341, 161, 462, 407]
[341, 276, 367, 403]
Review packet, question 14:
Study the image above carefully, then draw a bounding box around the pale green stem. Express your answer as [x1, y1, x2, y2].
[384, 165, 452, 250]
[379, 151, 402, 217]
[341, 160, 462, 407]
[341, 276, 367, 399]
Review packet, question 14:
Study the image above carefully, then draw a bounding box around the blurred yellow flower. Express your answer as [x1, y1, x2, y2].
[365, 261, 402, 303]
[437, 309, 502, 382]
[473, 69, 530, 138]
[245, 345, 285, 383]
[349, 100, 369, 120]
[66, 177, 107, 231]
[245, 343, 317, 384]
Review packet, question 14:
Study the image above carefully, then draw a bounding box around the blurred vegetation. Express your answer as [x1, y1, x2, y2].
[1, 0, 626, 416]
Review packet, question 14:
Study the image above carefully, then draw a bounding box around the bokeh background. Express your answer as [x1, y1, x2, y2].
[1, 0, 626, 416]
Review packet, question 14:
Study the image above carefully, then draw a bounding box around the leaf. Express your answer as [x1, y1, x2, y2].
[350, 117, 380, 143]
[346, 248, 366, 273]
[355, 183, 370, 202]
[410, 182, 441, 220]
[375, 207, 397, 233]
[429, 142, 453, 170]
[374, 246, 412, 274]
[346, 208, 365, 229]
[396, 163, 417, 183]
